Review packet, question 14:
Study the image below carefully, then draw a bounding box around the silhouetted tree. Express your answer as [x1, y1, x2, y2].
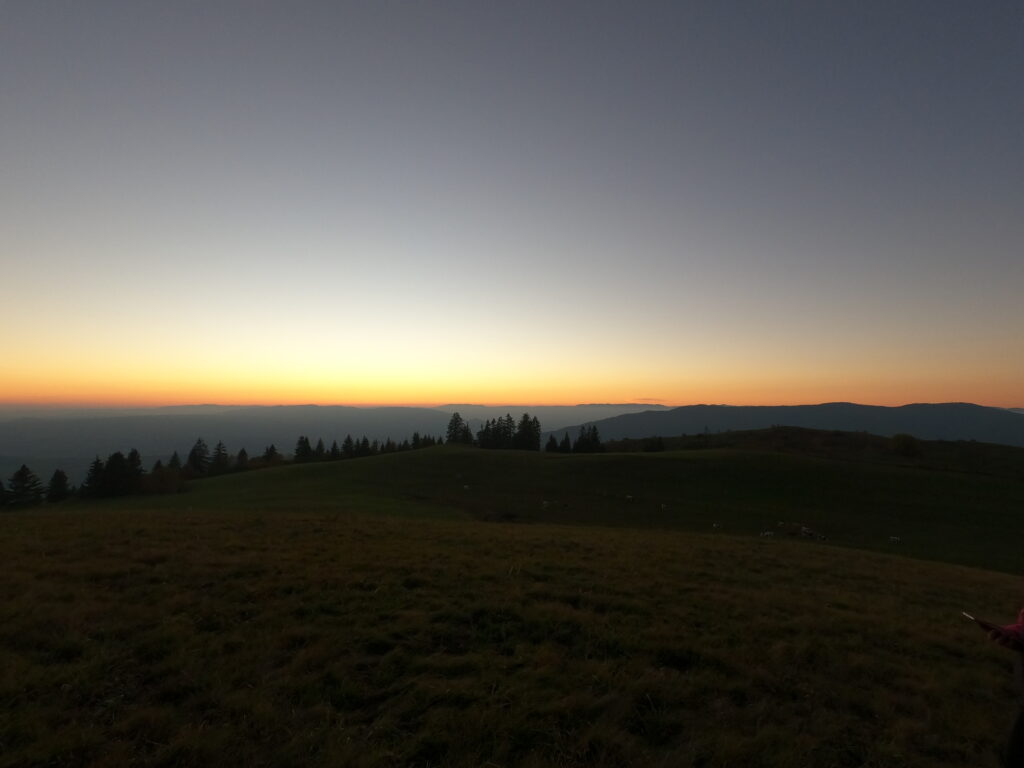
[104, 452, 133, 495]
[314, 438, 326, 461]
[358, 436, 371, 457]
[478, 413, 540, 450]
[47, 469, 70, 503]
[127, 449, 143, 480]
[186, 438, 210, 475]
[7, 465, 43, 507]
[143, 461, 184, 494]
[81, 458, 105, 497]
[514, 413, 542, 451]
[210, 441, 230, 474]
[446, 412, 473, 444]
[236, 447, 249, 471]
[545, 435, 559, 452]
[329, 440, 341, 460]
[294, 436, 314, 463]
[342, 435, 355, 459]
[573, 425, 604, 453]
[168, 451, 182, 470]
[558, 433, 572, 453]
[262, 444, 280, 462]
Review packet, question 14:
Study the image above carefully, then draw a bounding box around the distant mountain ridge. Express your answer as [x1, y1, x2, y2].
[550, 402, 1024, 448]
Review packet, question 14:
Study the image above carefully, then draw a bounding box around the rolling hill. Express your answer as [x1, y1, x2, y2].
[2, 445, 1022, 767]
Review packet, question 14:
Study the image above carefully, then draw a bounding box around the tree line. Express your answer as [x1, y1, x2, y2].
[1, 414, 606, 509]
[446, 412, 603, 454]
[544, 425, 606, 454]
[0, 429, 445, 508]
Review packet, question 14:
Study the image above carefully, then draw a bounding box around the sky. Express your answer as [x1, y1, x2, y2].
[1, 1, 1022, 408]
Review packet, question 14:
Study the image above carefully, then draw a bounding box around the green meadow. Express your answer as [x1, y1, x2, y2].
[3, 445, 1023, 767]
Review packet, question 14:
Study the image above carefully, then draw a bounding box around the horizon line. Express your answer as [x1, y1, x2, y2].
[0, 400, 1021, 411]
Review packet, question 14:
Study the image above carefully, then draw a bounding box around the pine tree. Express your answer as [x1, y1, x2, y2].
[127, 449, 143, 480]
[262, 444, 280, 462]
[342, 435, 355, 459]
[545, 435, 559, 452]
[46, 469, 70, 503]
[446, 412, 468, 443]
[186, 438, 210, 475]
[514, 413, 541, 451]
[294, 436, 314, 463]
[168, 451, 182, 470]
[476, 419, 492, 448]
[7, 465, 44, 507]
[104, 452, 131, 495]
[329, 440, 341, 460]
[572, 425, 604, 454]
[314, 438, 326, 461]
[81, 458, 105, 497]
[236, 447, 249, 471]
[210, 441, 230, 474]
[559, 433, 572, 453]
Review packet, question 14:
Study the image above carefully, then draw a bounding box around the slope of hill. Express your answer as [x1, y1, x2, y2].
[605, 426, 1024, 480]
[551, 402, 1024, 448]
[110, 444, 1024, 574]
[2, 447, 1021, 767]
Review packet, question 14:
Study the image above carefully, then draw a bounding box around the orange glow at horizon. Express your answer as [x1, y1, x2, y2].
[2, 366, 1020, 410]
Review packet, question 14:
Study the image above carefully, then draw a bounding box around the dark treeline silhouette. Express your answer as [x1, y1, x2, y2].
[545, 425, 605, 454]
[445, 412, 475, 444]
[475, 413, 542, 451]
[0, 428, 446, 508]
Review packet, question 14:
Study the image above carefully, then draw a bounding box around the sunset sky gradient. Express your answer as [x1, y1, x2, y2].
[2, 2, 1022, 407]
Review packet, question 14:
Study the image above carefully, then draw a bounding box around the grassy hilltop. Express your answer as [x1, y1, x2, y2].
[2, 444, 1024, 767]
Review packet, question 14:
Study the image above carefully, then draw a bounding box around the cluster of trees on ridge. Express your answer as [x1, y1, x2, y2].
[446, 412, 603, 454]
[2, 413, 605, 509]
[0, 429, 445, 508]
